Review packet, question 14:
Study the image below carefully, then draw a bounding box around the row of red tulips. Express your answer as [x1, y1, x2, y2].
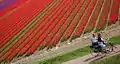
[83, 0, 104, 33]
[63, 0, 92, 40]
[96, 0, 111, 30]
[109, 0, 119, 24]
[51, 0, 83, 45]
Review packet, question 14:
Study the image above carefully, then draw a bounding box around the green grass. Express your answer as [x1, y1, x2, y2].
[38, 46, 90, 64]
[90, 35, 120, 64]
[89, 53, 120, 64]
[109, 35, 120, 45]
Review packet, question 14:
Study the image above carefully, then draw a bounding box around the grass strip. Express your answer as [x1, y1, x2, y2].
[109, 35, 120, 45]
[90, 53, 120, 64]
[38, 46, 90, 64]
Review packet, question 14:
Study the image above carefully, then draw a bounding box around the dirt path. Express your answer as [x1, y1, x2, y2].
[11, 23, 120, 64]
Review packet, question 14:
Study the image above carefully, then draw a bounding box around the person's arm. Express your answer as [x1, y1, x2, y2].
[101, 38, 104, 41]
[101, 38, 106, 44]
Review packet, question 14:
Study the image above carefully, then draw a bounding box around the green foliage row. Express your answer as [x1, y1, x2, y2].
[38, 46, 90, 64]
